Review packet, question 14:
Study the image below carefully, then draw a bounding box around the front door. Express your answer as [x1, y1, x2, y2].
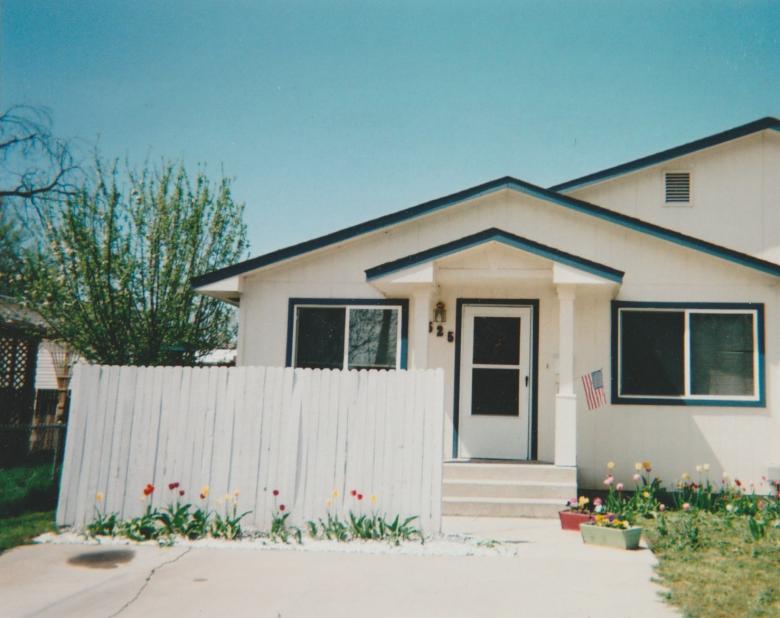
[458, 304, 533, 460]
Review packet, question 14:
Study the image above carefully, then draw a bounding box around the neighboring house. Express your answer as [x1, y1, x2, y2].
[193, 117, 780, 506]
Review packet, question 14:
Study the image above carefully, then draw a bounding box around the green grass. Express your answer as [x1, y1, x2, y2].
[645, 512, 780, 618]
[0, 511, 55, 554]
[0, 463, 59, 518]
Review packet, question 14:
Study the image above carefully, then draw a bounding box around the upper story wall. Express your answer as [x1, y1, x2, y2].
[566, 130, 780, 263]
[237, 187, 779, 368]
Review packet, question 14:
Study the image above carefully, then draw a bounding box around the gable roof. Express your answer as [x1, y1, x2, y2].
[365, 228, 624, 283]
[192, 174, 780, 289]
[550, 116, 780, 193]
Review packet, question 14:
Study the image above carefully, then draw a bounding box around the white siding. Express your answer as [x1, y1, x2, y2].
[235, 185, 780, 489]
[568, 130, 780, 263]
[35, 342, 57, 391]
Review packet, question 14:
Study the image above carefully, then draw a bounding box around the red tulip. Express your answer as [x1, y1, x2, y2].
[143, 484, 155, 496]
[357, 494, 364, 501]
[350, 489, 357, 497]
[273, 489, 279, 496]
[179, 490, 185, 497]
[168, 482, 179, 490]
[279, 504, 286, 512]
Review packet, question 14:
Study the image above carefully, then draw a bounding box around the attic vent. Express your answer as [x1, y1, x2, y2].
[665, 172, 690, 203]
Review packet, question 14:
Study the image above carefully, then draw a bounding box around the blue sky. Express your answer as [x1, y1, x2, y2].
[3, 1, 779, 255]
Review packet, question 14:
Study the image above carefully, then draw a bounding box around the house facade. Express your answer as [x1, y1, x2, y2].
[194, 118, 780, 492]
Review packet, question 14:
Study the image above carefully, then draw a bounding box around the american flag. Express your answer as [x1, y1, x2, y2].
[582, 369, 608, 410]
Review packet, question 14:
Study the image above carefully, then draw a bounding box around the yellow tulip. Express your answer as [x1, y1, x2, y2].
[370, 495, 378, 505]
[634, 462, 643, 471]
[607, 461, 615, 470]
[331, 489, 340, 498]
[95, 491, 104, 503]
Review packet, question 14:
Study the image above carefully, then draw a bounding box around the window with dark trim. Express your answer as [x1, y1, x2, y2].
[289, 301, 406, 370]
[612, 302, 763, 406]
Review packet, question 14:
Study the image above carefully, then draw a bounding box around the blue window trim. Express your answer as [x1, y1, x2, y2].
[452, 298, 540, 459]
[610, 301, 765, 407]
[285, 298, 409, 369]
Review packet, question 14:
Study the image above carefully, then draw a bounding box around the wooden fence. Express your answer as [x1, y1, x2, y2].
[56, 365, 445, 534]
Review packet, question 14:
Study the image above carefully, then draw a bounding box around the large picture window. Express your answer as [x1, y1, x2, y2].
[288, 300, 407, 370]
[612, 302, 764, 406]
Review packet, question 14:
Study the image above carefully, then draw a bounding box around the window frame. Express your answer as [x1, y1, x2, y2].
[611, 301, 765, 407]
[286, 298, 409, 370]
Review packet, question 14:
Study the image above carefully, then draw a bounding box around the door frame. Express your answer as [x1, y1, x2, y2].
[452, 298, 540, 460]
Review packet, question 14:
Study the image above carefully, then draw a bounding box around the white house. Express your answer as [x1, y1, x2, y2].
[194, 117, 780, 515]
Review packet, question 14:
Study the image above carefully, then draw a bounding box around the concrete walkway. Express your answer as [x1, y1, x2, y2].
[0, 517, 676, 617]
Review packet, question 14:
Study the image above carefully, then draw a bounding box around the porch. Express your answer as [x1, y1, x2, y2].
[367, 228, 623, 514]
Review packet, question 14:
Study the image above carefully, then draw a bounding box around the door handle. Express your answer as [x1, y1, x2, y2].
[525, 375, 529, 387]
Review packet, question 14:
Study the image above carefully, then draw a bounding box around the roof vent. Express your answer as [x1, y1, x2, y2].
[665, 172, 690, 203]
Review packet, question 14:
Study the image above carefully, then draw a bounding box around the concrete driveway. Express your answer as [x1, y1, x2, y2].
[0, 517, 676, 618]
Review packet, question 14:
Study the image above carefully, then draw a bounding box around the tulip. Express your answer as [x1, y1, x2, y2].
[607, 461, 615, 470]
[95, 491, 104, 503]
[603, 475, 614, 486]
[279, 504, 286, 512]
[633, 473, 641, 482]
[143, 484, 155, 496]
[616, 483, 624, 491]
[682, 503, 690, 511]
[659, 504, 666, 512]
[272, 489, 279, 497]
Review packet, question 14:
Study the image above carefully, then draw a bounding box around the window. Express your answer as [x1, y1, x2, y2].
[288, 300, 407, 370]
[664, 171, 691, 204]
[612, 302, 763, 406]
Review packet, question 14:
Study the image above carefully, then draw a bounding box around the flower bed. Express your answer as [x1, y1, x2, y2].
[83, 483, 423, 547]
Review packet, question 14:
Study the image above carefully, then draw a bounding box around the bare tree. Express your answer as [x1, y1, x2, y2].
[0, 105, 79, 208]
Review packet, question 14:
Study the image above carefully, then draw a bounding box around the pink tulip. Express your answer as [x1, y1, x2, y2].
[603, 475, 614, 486]
[659, 504, 666, 512]
[633, 473, 641, 482]
[682, 502, 690, 511]
[616, 483, 624, 491]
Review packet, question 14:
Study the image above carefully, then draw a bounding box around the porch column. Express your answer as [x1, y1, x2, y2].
[410, 287, 432, 369]
[555, 284, 577, 467]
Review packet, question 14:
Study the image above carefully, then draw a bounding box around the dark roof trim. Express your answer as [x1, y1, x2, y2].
[192, 176, 515, 287]
[193, 174, 780, 288]
[365, 228, 625, 283]
[550, 117, 780, 193]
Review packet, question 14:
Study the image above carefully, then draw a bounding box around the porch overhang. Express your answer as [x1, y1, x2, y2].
[364, 228, 624, 292]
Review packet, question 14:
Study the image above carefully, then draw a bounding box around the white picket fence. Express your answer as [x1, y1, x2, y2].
[57, 365, 445, 534]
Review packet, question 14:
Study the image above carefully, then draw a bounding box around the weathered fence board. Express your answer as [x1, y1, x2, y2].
[57, 365, 445, 534]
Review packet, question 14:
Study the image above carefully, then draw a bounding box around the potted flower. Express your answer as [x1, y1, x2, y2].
[559, 496, 592, 531]
[580, 513, 642, 550]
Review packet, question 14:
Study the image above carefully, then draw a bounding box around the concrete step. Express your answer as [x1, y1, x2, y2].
[443, 479, 575, 500]
[442, 497, 564, 518]
[443, 462, 576, 484]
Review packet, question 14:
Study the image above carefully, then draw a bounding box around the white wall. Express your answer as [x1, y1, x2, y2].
[235, 185, 780, 489]
[568, 130, 780, 263]
[35, 342, 57, 390]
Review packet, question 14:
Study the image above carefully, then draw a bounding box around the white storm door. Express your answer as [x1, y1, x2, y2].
[459, 305, 532, 460]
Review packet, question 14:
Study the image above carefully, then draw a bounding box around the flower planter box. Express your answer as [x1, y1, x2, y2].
[580, 524, 642, 550]
[558, 511, 591, 531]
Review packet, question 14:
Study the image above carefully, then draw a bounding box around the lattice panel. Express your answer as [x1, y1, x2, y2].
[0, 331, 38, 426]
